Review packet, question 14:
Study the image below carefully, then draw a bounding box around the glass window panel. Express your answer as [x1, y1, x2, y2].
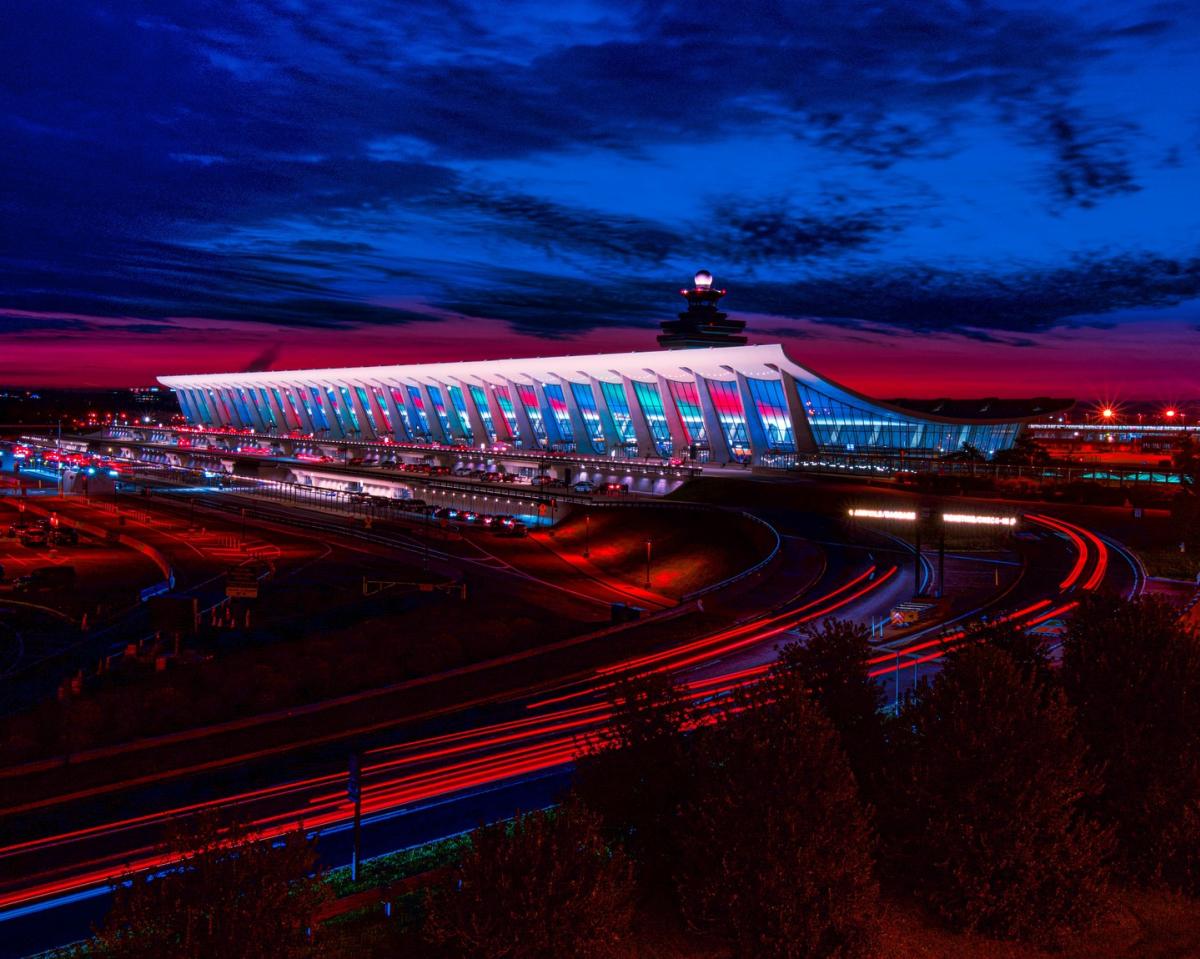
[599, 382, 635, 445]
[448, 386, 474, 443]
[337, 386, 361, 433]
[426, 385, 456, 439]
[257, 388, 278, 428]
[705, 380, 751, 458]
[370, 386, 393, 434]
[746, 378, 794, 450]
[469, 385, 497, 442]
[492, 384, 521, 440]
[570, 382, 605, 448]
[353, 386, 378, 434]
[666, 380, 706, 445]
[541, 383, 574, 442]
[388, 386, 417, 437]
[514, 384, 548, 443]
[302, 387, 327, 430]
[405, 385, 432, 437]
[632, 381, 672, 456]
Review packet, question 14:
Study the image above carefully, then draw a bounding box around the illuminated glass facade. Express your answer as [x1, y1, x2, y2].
[492, 385, 520, 440]
[599, 382, 635, 446]
[447, 385, 474, 444]
[746, 378, 793, 450]
[426, 385, 457, 440]
[631, 381, 672, 456]
[706, 380, 751, 458]
[468, 385, 496, 442]
[162, 343, 1040, 465]
[795, 382, 1020, 455]
[570, 382, 605, 450]
[515, 384, 548, 444]
[666, 380, 706, 445]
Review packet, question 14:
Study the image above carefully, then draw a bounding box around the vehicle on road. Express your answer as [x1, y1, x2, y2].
[573, 481, 597, 493]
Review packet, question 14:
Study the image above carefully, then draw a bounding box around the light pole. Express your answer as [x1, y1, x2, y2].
[644, 537, 652, 589]
[583, 512, 590, 558]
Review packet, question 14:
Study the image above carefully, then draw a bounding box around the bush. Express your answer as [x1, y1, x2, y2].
[1062, 593, 1200, 892]
[775, 619, 886, 799]
[91, 812, 329, 959]
[676, 668, 879, 958]
[423, 801, 635, 959]
[574, 673, 698, 895]
[895, 644, 1110, 941]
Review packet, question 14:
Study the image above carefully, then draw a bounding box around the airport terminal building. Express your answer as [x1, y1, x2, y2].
[159, 273, 1066, 466]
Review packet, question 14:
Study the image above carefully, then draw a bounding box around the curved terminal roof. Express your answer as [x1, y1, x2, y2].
[159, 342, 1063, 426]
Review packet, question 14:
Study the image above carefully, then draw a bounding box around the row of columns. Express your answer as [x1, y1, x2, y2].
[170, 370, 819, 463]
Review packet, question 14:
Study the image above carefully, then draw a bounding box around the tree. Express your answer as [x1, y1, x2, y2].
[573, 673, 698, 893]
[775, 619, 886, 798]
[423, 800, 635, 959]
[676, 666, 879, 959]
[91, 813, 329, 959]
[1061, 593, 1200, 892]
[965, 617, 1056, 688]
[992, 432, 1051, 468]
[894, 643, 1110, 942]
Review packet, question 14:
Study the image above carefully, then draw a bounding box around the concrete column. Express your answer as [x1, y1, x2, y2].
[656, 374, 689, 458]
[734, 372, 769, 464]
[779, 371, 818, 453]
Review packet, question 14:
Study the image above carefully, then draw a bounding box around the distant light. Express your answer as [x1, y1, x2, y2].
[693, 269, 714, 290]
[1165, 408, 1177, 418]
[1101, 408, 1115, 419]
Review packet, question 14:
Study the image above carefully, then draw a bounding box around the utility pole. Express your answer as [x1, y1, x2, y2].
[937, 526, 945, 600]
[348, 753, 362, 883]
[913, 521, 922, 596]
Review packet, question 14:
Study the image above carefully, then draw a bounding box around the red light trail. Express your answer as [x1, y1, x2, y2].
[0, 509, 1112, 912]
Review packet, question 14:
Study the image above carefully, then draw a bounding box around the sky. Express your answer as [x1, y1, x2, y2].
[1, 0, 1198, 399]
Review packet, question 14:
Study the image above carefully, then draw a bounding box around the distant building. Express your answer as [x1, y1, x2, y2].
[159, 274, 1069, 464]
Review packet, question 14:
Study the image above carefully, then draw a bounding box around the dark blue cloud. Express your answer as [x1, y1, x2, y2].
[0, 0, 1197, 346]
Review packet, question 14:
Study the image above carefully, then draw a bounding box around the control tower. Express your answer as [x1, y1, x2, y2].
[657, 270, 748, 349]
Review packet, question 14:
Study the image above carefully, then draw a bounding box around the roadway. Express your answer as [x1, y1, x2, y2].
[0, 492, 1141, 957]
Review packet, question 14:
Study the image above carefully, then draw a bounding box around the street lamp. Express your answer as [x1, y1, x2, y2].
[583, 512, 591, 558]
[645, 537, 652, 589]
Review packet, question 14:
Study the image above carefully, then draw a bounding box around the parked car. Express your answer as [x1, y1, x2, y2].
[573, 481, 597, 494]
[13, 565, 76, 593]
[49, 527, 79, 546]
[19, 526, 49, 547]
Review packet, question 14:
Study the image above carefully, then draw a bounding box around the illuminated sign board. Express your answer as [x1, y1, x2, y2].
[848, 508, 916, 521]
[942, 513, 1017, 526]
